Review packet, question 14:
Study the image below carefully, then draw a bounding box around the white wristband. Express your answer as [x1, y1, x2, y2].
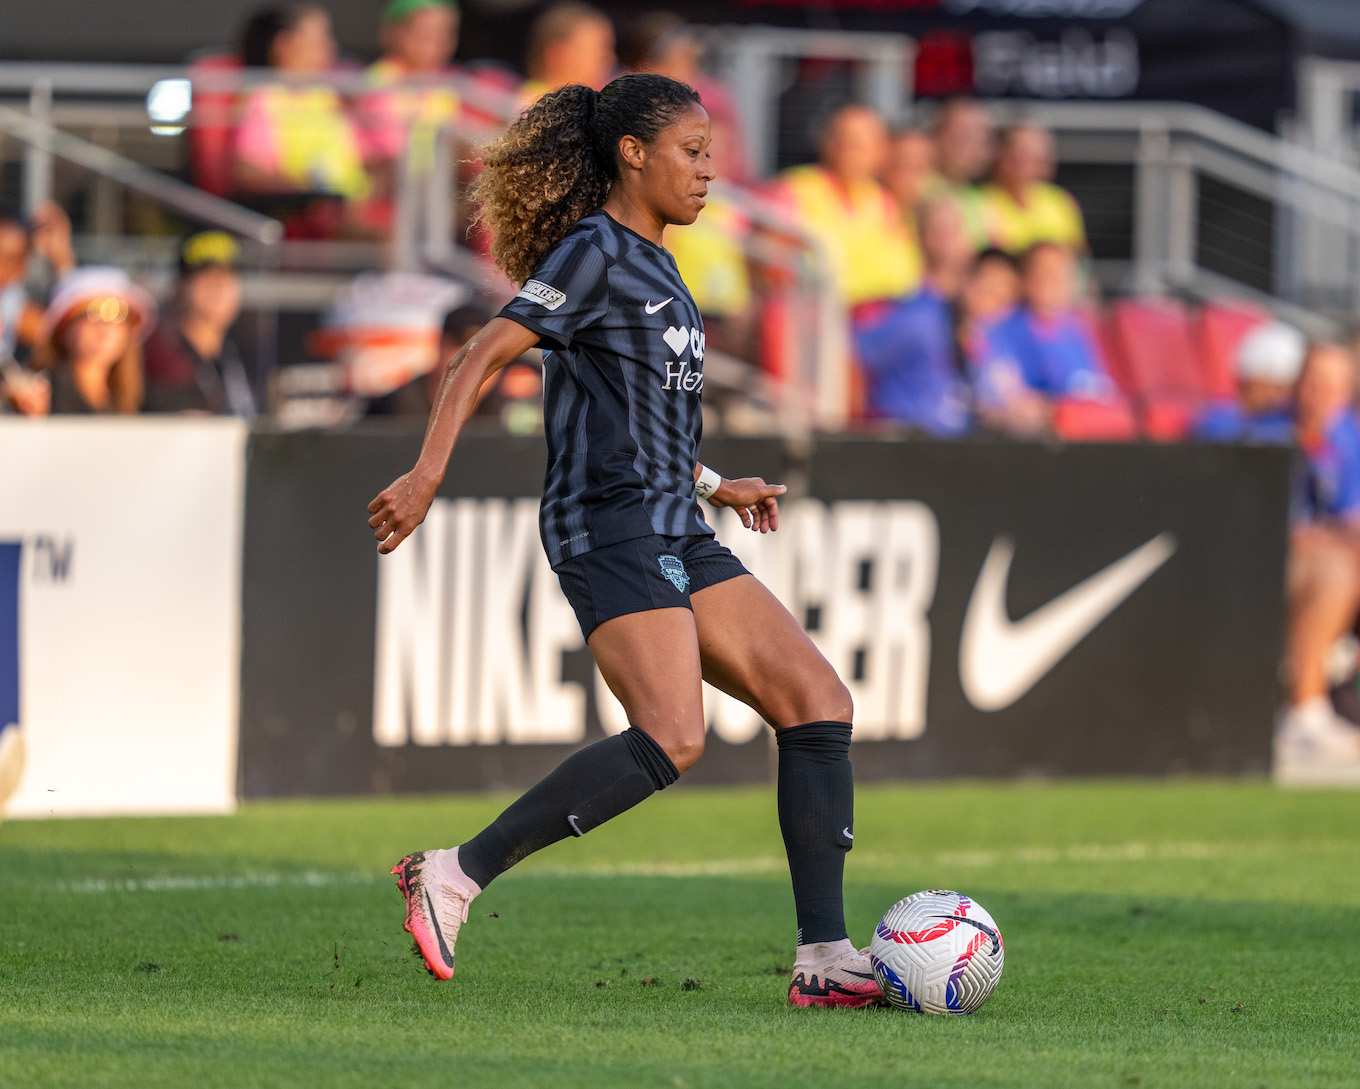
[694, 463, 722, 502]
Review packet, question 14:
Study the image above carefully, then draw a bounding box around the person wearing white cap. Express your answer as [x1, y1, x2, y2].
[1193, 319, 1305, 442]
[33, 266, 156, 415]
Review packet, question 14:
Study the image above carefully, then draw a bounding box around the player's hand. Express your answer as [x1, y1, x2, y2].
[709, 476, 786, 533]
[367, 470, 438, 554]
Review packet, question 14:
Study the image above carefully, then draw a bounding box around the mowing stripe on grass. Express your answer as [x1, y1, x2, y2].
[47, 838, 1347, 894]
[55, 871, 383, 894]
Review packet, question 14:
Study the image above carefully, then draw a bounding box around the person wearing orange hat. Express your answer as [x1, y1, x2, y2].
[143, 232, 255, 417]
[35, 267, 156, 415]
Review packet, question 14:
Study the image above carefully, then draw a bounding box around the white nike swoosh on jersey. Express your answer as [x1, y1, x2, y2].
[644, 297, 674, 314]
[959, 532, 1177, 712]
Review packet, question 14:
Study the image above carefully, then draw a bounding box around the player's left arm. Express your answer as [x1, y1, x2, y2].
[694, 462, 787, 533]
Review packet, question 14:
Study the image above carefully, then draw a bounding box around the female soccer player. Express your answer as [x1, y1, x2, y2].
[367, 72, 878, 1008]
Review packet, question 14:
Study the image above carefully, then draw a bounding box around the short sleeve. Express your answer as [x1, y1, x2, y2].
[498, 237, 610, 351]
[1330, 421, 1360, 521]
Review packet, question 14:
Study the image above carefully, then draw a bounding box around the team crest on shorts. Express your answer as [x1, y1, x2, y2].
[658, 554, 689, 592]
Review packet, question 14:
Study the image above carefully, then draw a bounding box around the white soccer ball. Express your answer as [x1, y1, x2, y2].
[869, 890, 1005, 1015]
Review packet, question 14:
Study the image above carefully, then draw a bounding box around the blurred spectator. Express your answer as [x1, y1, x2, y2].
[0, 202, 76, 364]
[233, 5, 376, 233]
[620, 11, 749, 184]
[1280, 343, 1360, 764]
[1194, 320, 1304, 443]
[521, 3, 616, 103]
[357, 0, 463, 176]
[928, 98, 993, 248]
[142, 232, 255, 417]
[979, 242, 1120, 406]
[982, 123, 1087, 256]
[773, 105, 916, 308]
[33, 267, 155, 415]
[881, 128, 934, 293]
[850, 197, 974, 434]
[365, 303, 538, 425]
[958, 248, 1056, 438]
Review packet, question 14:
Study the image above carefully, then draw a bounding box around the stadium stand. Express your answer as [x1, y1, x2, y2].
[1103, 296, 1205, 441]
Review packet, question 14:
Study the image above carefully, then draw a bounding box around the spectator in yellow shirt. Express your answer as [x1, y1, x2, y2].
[773, 105, 916, 308]
[928, 98, 994, 248]
[881, 128, 934, 295]
[357, 0, 463, 171]
[983, 123, 1087, 255]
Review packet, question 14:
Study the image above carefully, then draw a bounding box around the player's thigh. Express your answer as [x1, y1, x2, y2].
[690, 573, 852, 728]
[587, 607, 707, 771]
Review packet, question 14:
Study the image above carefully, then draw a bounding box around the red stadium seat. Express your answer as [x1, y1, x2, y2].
[1050, 397, 1139, 441]
[1196, 299, 1268, 401]
[1104, 298, 1205, 441]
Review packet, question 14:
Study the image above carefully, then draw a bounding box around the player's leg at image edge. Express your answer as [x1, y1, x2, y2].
[392, 724, 678, 980]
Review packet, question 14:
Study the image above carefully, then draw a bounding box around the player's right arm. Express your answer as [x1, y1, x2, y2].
[367, 316, 540, 553]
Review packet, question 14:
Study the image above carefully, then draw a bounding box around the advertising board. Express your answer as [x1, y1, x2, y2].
[0, 419, 245, 818]
[239, 430, 1289, 796]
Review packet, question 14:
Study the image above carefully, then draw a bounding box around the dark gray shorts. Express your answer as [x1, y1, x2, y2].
[552, 533, 750, 640]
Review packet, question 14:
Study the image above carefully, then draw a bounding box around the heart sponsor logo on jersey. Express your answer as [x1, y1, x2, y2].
[663, 326, 690, 355]
[516, 279, 566, 311]
[661, 326, 706, 361]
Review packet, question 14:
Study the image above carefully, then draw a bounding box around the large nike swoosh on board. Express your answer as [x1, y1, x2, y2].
[959, 533, 1177, 712]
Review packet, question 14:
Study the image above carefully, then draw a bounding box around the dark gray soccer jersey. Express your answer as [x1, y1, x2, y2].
[498, 211, 711, 566]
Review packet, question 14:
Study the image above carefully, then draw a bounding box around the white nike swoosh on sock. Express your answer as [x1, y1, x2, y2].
[959, 532, 1176, 712]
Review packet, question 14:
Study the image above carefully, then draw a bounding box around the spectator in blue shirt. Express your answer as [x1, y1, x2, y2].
[850, 196, 974, 434]
[1279, 342, 1360, 769]
[1194, 319, 1303, 444]
[984, 241, 1117, 402]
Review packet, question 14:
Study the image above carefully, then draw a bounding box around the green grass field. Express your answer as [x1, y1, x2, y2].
[2, 779, 1357, 1089]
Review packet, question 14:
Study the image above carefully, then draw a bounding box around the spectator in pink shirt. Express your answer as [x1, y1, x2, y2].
[357, 0, 463, 169]
[233, 5, 376, 234]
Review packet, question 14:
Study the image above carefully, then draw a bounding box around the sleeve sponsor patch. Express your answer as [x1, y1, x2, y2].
[516, 280, 567, 311]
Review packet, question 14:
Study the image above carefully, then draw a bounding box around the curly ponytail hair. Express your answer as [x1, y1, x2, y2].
[471, 73, 702, 285]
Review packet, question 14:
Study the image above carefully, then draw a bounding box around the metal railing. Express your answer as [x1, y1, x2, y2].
[701, 27, 916, 179]
[999, 98, 1360, 336]
[0, 105, 281, 244]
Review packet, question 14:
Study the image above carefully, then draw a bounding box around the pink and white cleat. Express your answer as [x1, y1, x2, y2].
[788, 941, 883, 1008]
[391, 848, 481, 981]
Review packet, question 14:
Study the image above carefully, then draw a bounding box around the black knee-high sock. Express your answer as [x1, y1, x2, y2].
[776, 720, 854, 946]
[458, 726, 679, 889]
